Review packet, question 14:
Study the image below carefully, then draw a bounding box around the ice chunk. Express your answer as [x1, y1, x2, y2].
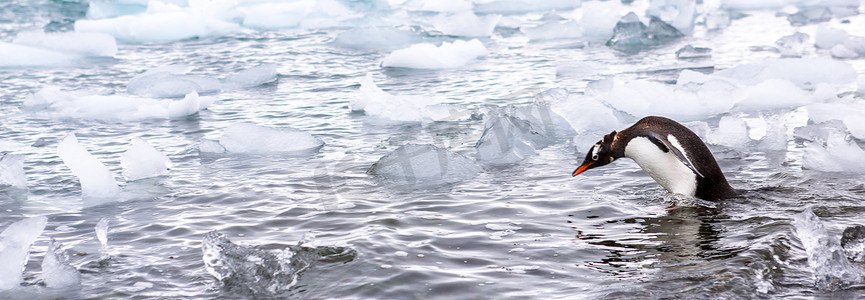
[241, 1, 315, 29]
[704, 9, 731, 30]
[332, 27, 422, 51]
[775, 32, 810, 57]
[794, 207, 863, 291]
[199, 139, 226, 154]
[368, 144, 480, 185]
[675, 45, 711, 59]
[830, 44, 859, 59]
[645, 16, 685, 41]
[807, 100, 865, 140]
[788, 6, 832, 26]
[474, 0, 580, 14]
[0, 153, 26, 190]
[381, 39, 487, 69]
[588, 78, 740, 121]
[803, 134, 865, 173]
[87, 0, 148, 19]
[57, 133, 120, 198]
[606, 12, 647, 47]
[75, 7, 241, 43]
[815, 25, 848, 49]
[476, 109, 554, 165]
[41, 238, 80, 288]
[707, 115, 752, 148]
[222, 64, 278, 90]
[0, 42, 77, 67]
[13, 31, 117, 57]
[522, 20, 582, 41]
[406, 0, 473, 12]
[551, 93, 624, 147]
[646, 0, 696, 33]
[434, 11, 501, 38]
[352, 74, 467, 123]
[581, 1, 625, 40]
[128, 66, 221, 98]
[121, 138, 172, 181]
[202, 230, 356, 296]
[24, 87, 214, 121]
[721, 0, 789, 10]
[734, 79, 827, 112]
[96, 217, 109, 249]
[0, 216, 47, 290]
[714, 58, 856, 88]
[216, 122, 324, 154]
[555, 60, 609, 79]
[841, 225, 865, 263]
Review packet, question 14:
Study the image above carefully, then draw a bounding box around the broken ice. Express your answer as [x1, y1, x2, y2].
[24, 86, 214, 121]
[803, 133, 865, 173]
[0, 153, 27, 190]
[381, 39, 488, 69]
[606, 13, 684, 50]
[0, 216, 47, 290]
[776, 32, 810, 57]
[128, 65, 221, 98]
[41, 238, 81, 288]
[794, 208, 863, 291]
[675, 45, 711, 59]
[434, 11, 501, 38]
[352, 74, 466, 123]
[121, 138, 172, 181]
[57, 133, 120, 198]
[222, 64, 278, 90]
[368, 144, 480, 185]
[208, 122, 324, 154]
[841, 225, 865, 263]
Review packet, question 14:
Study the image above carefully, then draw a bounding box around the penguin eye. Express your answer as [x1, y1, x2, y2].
[592, 153, 599, 161]
[591, 144, 601, 161]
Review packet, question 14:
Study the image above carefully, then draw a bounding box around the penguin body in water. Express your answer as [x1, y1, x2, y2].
[573, 116, 736, 201]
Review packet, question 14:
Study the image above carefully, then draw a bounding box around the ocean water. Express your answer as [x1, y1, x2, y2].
[1, 0, 865, 299]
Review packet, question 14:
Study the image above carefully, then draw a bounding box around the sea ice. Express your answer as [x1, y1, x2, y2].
[86, 0, 148, 19]
[706, 115, 752, 148]
[368, 144, 480, 185]
[381, 39, 487, 69]
[24, 87, 214, 121]
[476, 108, 555, 165]
[794, 207, 863, 291]
[96, 217, 109, 249]
[332, 27, 421, 51]
[588, 77, 738, 121]
[581, 1, 625, 40]
[0, 153, 27, 190]
[522, 20, 582, 41]
[241, 1, 315, 29]
[75, 4, 241, 43]
[214, 122, 324, 154]
[841, 225, 865, 263]
[121, 138, 172, 181]
[803, 133, 865, 173]
[41, 238, 80, 288]
[713, 58, 856, 88]
[787, 6, 832, 26]
[57, 133, 120, 198]
[807, 100, 865, 140]
[0, 42, 77, 67]
[405, 0, 473, 12]
[13, 31, 117, 57]
[775, 32, 810, 57]
[675, 45, 711, 59]
[0, 216, 47, 290]
[704, 9, 731, 30]
[646, 0, 696, 33]
[433, 11, 501, 38]
[815, 25, 848, 49]
[607, 13, 683, 49]
[199, 139, 226, 154]
[473, 0, 580, 14]
[551, 93, 624, 147]
[222, 64, 278, 90]
[128, 66, 221, 98]
[830, 44, 859, 59]
[352, 74, 467, 123]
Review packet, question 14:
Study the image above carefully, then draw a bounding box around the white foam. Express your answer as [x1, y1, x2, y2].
[41, 238, 81, 288]
[121, 138, 172, 181]
[0, 153, 27, 190]
[0, 216, 47, 290]
[13, 31, 117, 57]
[57, 133, 121, 198]
[216, 122, 324, 154]
[369, 144, 480, 185]
[352, 74, 466, 123]
[381, 39, 487, 69]
[24, 87, 213, 121]
[434, 11, 501, 38]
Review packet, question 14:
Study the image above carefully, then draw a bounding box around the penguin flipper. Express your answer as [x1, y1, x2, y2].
[647, 132, 705, 178]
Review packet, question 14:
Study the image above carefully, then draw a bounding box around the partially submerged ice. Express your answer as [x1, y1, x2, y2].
[207, 122, 324, 154]
[222, 64, 278, 90]
[74, 4, 241, 43]
[0, 153, 27, 190]
[352, 74, 466, 123]
[803, 133, 865, 173]
[794, 208, 863, 291]
[121, 138, 172, 181]
[57, 133, 120, 198]
[606, 13, 683, 50]
[41, 238, 81, 289]
[202, 231, 356, 296]
[24, 87, 214, 121]
[369, 144, 480, 185]
[381, 39, 488, 69]
[0, 216, 47, 290]
[13, 31, 117, 57]
[433, 11, 501, 38]
[127, 65, 221, 98]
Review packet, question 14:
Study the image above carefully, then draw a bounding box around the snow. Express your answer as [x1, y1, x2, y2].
[13, 31, 117, 57]
[0, 216, 47, 290]
[352, 74, 466, 123]
[41, 238, 80, 288]
[24, 87, 214, 121]
[381, 39, 487, 69]
[56, 133, 121, 198]
[0, 153, 27, 190]
[222, 64, 278, 90]
[803, 133, 865, 173]
[434, 11, 501, 37]
[214, 122, 324, 154]
[121, 138, 172, 181]
[368, 144, 480, 185]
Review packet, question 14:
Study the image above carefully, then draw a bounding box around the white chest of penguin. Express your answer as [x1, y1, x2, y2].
[623, 136, 698, 197]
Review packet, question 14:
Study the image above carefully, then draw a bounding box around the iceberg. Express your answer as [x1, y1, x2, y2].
[0, 153, 27, 190]
[351, 74, 466, 123]
[368, 144, 480, 185]
[381, 39, 487, 69]
[13, 31, 117, 57]
[41, 238, 81, 288]
[211, 122, 324, 154]
[24, 87, 214, 121]
[121, 138, 172, 181]
[57, 133, 121, 198]
[794, 208, 863, 291]
[0, 216, 47, 290]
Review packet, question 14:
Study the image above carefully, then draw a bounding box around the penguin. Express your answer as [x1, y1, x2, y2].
[572, 116, 737, 201]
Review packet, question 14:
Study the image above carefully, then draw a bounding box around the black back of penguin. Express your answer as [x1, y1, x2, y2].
[618, 116, 736, 200]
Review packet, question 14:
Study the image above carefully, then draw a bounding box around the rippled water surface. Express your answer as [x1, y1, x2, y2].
[1, 0, 865, 299]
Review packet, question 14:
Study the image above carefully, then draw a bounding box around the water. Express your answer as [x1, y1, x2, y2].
[1, 0, 865, 299]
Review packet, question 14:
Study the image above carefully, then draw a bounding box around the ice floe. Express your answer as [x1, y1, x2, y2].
[368, 144, 480, 185]
[127, 65, 221, 98]
[580, 1, 626, 40]
[13, 31, 117, 57]
[646, 0, 696, 33]
[352, 74, 466, 123]
[803, 133, 865, 173]
[522, 19, 582, 41]
[24, 87, 214, 121]
[381, 39, 487, 69]
[57, 133, 120, 198]
[222, 63, 278, 90]
[204, 122, 324, 154]
[0, 42, 78, 67]
[0, 153, 27, 190]
[433, 11, 501, 38]
[332, 27, 422, 51]
[0, 216, 47, 290]
[607, 13, 683, 50]
[121, 138, 172, 181]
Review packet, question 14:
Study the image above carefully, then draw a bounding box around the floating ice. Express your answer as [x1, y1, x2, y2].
[57, 133, 120, 198]
[381, 39, 487, 69]
[522, 19, 582, 41]
[841, 225, 865, 263]
[75, 3, 241, 43]
[202, 231, 356, 296]
[0, 216, 47, 290]
[713, 58, 856, 88]
[588, 77, 737, 121]
[368, 144, 480, 185]
[788, 6, 832, 26]
[775, 32, 810, 57]
[646, 0, 696, 33]
[199, 139, 226, 154]
[807, 100, 865, 140]
[434, 11, 501, 38]
[128, 66, 221, 98]
[734, 79, 832, 112]
[473, 0, 580, 14]
[607, 13, 683, 49]
[803, 133, 865, 173]
[210, 122, 324, 154]
[121, 138, 172, 181]
[704, 9, 731, 30]
[476, 110, 552, 165]
[0, 153, 26, 190]
[13, 31, 117, 57]
[352, 74, 466, 123]
[830, 44, 859, 59]
[581, 1, 625, 40]
[551, 93, 624, 147]
[24, 87, 214, 121]
[815, 25, 848, 49]
[332, 27, 422, 51]
[96, 217, 109, 249]
[706, 115, 751, 148]
[242, 0, 358, 30]
[86, 0, 148, 19]
[0, 42, 77, 67]
[794, 207, 863, 291]
[675, 45, 711, 59]
[405, 0, 473, 12]
[41, 238, 80, 289]
[222, 64, 278, 90]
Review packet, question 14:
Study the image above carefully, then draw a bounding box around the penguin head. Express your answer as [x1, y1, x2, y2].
[572, 131, 618, 176]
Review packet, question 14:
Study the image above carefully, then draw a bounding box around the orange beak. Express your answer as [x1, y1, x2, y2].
[572, 162, 593, 177]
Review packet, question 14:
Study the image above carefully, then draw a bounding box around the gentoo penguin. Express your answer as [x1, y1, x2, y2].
[572, 116, 736, 201]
